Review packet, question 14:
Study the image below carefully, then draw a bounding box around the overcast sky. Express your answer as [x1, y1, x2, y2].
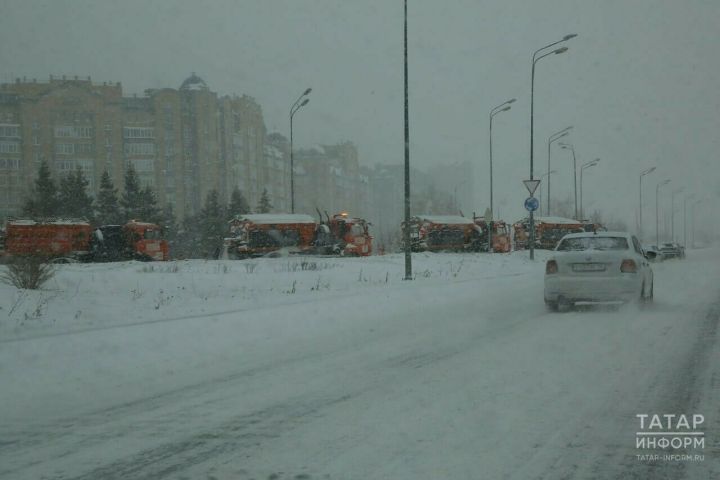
[1, 0, 719, 229]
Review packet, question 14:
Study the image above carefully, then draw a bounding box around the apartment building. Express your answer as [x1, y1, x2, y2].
[0, 74, 371, 225]
[0, 74, 266, 221]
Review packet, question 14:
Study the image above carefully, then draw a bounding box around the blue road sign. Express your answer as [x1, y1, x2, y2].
[524, 196, 539, 212]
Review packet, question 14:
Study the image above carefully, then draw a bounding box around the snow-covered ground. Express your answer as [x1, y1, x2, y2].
[1, 249, 718, 479]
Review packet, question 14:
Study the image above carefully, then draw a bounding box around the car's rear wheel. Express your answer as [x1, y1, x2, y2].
[545, 299, 559, 312]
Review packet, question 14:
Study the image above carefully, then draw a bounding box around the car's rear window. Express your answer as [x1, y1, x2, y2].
[556, 236, 629, 251]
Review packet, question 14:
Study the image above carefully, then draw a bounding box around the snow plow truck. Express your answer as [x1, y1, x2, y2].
[89, 220, 169, 262]
[470, 218, 512, 253]
[224, 212, 373, 259]
[402, 215, 479, 252]
[314, 211, 372, 256]
[512, 216, 585, 250]
[3, 219, 169, 262]
[4, 219, 93, 260]
[224, 214, 318, 259]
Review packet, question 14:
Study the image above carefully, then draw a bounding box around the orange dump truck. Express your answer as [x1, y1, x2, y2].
[403, 215, 477, 252]
[513, 216, 585, 250]
[4, 219, 92, 259]
[471, 218, 512, 253]
[90, 221, 169, 261]
[224, 214, 318, 259]
[315, 212, 373, 256]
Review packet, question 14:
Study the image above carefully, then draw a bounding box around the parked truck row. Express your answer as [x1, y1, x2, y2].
[223, 211, 373, 259]
[2, 219, 169, 262]
[1, 211, 599, 263]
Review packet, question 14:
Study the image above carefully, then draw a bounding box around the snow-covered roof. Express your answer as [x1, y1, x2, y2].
[560, 231, 631, 239]
[179, 72, 208, 91]
[413, 215, 474, 225]
[126, 221, 160, 228]
[231, 214, 316, 225]
[533, 216, 582, 225]
[8, 219, 91, 226]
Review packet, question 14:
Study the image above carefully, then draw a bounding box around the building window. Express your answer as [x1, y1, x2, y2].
[55, 143, 75, 154]
[0, 124, 21, 138]
[128, 158, 155, 172]
[138, 174, 155, 188]
[0, 158, 20, 169]
[75, 143, 94, 155]
[54, 126, 93, 138]
[0, 142, 20, 153]
[124, 143, 155, 156]
[123, 127, 155, 139]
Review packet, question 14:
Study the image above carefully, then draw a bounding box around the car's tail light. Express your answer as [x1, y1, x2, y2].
[546, 260, 558, 274]
[620, 259, 637, 273]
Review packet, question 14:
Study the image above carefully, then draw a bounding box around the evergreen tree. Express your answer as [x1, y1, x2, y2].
[175, 213, 201, 259]
[57, 167, 94, 221]
[120, 163, 143, 221]
[199, 190, 227, 258]
[228, 187, 250, 217]
[138, 185, 162, 223]
[257, 188, 273, 214]
[95, 170, 123, 225]
[22, 160, 58, 218]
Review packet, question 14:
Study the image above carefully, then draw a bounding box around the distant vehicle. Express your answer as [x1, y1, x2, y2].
[225, 214, 318, 259]
[659, 242, 684, 260]
[402, 215, 477, 252]
[4, 219, 93, 260]
[544, 231, 654, 310]
[471, 218, 511, 253]
[315, 211, 373, 256]
[642, 244, 665, 262]
[49, 256, 80, 264]
[513, 216, 586, 250]
[90, 221, 170, 262]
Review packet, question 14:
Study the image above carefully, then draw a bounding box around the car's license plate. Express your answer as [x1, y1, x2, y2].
[572, 263, 606, 272]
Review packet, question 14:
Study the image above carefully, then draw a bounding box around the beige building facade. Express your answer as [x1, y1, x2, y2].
[0, 74, 370, 225]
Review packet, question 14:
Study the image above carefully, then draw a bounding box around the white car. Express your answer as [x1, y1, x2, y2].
[544, 231, 654, 310]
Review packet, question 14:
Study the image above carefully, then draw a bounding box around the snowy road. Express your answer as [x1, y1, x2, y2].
[1, 251, 719, 479]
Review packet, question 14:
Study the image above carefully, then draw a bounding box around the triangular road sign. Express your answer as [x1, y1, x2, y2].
[523, 179, 541, 196]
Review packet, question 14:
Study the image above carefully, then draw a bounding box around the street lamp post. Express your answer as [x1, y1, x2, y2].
[403, 0, 412, 280]
[656, 179, 671, 246]
[639, 166, 656, 239]
[547, 126, 572, 215]
[671, 187, 684, 242]
[489, 98, 515, 252]
[289, 88, 312, 213]
[579, 158, 599, 220]
[528, 34, 576, 260]
[692, 199, 702, 248]
[559, 143, 578, 220]
[537, 169, 557, 216]
[683, 193, 694, 247]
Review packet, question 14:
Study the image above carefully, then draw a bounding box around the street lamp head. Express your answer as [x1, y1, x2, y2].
[300, 98, 310, 107]
[501, 106, 511, 112]
[641, 166, 657, 176]
[563, 34, 578, 41]
[559, 142, 572, 149]
[554, 47, 569, 55]
[662, 179, 671, 186]
[303, 88, 312, 96]
[507, 98, 517, 104]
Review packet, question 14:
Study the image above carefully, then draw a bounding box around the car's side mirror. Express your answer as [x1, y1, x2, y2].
[644, 251, 656, 260]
